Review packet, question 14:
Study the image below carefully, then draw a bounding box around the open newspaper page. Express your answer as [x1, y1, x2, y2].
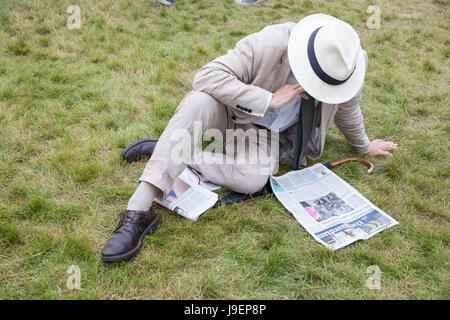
[270, 163, 398, 250]
[154, 168, 219, 221]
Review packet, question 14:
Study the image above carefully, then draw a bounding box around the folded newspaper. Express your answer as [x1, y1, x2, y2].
[154, 168, 220, 221]
[270, 163, 399, 250]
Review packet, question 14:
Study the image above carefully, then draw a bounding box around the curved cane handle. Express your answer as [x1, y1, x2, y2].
[328, 157, 374, 174]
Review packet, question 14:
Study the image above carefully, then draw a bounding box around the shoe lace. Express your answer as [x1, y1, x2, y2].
[114, 211, 139, 232]
[114, 210, 143, 232]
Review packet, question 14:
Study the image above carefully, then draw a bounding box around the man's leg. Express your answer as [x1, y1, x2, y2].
[126, 92, 229, 210]
[102, 91, 229, 262]
[135, 91, 230, 204]
[127, 181, 158, 211]
[190, 125, 279, 194]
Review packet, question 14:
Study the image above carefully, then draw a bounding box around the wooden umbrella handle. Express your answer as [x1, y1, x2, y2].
[326, 157, 374, 174]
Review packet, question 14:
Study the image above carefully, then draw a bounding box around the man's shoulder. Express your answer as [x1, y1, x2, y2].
[253, 21, 296, 42]
[260, 21, 297, 33]
[237, 22, 296, 54]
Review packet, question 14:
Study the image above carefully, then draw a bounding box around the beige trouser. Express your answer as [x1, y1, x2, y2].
[139, 91, 279, 197]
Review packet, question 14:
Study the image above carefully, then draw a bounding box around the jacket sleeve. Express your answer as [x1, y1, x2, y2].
[333, 51, 371, 154]
[192, 32, 271, 117]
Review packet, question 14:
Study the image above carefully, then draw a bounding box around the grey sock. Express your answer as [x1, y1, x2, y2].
[127, 182, 157, 211]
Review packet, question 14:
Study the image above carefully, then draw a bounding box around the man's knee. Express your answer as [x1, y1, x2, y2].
[228, 166, 269, 194]
[175, 91, 225, 121]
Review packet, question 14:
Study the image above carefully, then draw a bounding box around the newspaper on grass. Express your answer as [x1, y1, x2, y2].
[154, 168, 220, 221]
[270, 163, 399, 250]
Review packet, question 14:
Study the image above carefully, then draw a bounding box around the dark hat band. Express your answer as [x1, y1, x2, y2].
[307, 26, 355, 85]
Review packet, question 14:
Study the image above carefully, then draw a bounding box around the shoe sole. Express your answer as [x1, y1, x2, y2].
[121, 138, 158, 162]
[101, 214, 162, 262]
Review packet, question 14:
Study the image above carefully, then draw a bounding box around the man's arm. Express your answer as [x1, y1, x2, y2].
[333, 87, 371, 154]
[335, 98, 398, 157]
[192, 30, 271, 117]
[334, 51, 397, 157]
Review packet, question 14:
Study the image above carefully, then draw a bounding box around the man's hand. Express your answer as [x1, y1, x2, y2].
[368, 139, 398, 157]
[269, 84, 309, 110]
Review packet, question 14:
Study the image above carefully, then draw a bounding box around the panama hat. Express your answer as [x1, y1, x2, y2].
[288, 14, 366, 104]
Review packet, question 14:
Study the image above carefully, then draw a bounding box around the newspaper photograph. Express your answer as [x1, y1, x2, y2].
[270, 163, 399, 250]
[154, 168, 219, 221]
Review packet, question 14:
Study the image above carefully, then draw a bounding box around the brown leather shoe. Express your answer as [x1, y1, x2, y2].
[121, 138, 158, 163]
[101, 208, 161, 262]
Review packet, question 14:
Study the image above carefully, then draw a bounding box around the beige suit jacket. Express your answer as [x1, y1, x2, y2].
[193, 22, 371, 166]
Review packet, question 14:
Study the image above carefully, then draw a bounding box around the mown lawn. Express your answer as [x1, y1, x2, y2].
[0, 0, 448, 299]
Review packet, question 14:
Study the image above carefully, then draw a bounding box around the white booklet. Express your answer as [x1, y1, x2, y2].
[270, 163, 399, 250]
[154, 168, 220, 221]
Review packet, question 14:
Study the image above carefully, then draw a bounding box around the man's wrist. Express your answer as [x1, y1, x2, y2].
[360, 141, 372, 154]
[262, 93, 272, 115]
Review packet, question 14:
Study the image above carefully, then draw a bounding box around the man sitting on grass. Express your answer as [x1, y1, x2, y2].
[101, 14, 397, 262]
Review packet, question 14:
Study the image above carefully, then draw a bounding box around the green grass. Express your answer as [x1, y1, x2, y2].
[0, 0, 449, 299]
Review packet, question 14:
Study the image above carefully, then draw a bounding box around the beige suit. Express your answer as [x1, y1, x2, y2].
[140, 22, 371, 196]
